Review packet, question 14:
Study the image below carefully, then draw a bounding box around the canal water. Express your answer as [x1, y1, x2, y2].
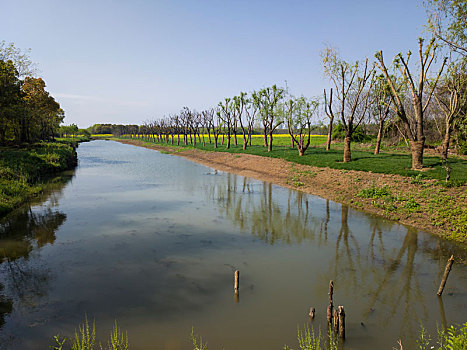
[0, 140, 466, 349]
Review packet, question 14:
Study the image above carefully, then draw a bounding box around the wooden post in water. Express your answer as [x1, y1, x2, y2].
[437, 255, 454, 296]
[338, 306, 345, 339]
[234, 270, 240, 303]
[327, 280, 334, 324]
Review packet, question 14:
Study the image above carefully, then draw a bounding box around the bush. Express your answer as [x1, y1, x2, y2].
[331, 123, 372, 142]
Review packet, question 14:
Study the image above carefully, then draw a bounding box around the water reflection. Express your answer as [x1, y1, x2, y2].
[0, 141, 465, 350]
[211, 173, 322, 244]
[207, 171, 467, 346]
[0, 172, 73, 331]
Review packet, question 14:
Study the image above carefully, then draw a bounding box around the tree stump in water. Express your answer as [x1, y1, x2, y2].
[309, 307, 315, 319]
[333, 308, 339, 332]
[338, 306, 345, 339]
[327, 280, 334, 324]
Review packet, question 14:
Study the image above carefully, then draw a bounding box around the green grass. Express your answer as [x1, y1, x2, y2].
[0, 142, 77, 216]
[127, 136, 467, 183]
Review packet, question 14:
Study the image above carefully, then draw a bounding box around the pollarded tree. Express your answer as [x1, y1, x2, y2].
[375, 38, 447, 169]
[233, 92, 249, 150]
[285, 96, 319, 156]
[322, 47, 375, 162]
[201, 109, 215, 145]
[218, 98, 234, 149]
[256, 85, 286, 152]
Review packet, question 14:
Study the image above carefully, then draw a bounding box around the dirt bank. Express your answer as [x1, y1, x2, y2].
[116, 138, 467, 243]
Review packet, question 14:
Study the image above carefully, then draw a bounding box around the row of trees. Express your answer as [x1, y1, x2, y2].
[113, 44, 464, 169]
[0, 41, 64, 145]
[122, 0, 465, 170]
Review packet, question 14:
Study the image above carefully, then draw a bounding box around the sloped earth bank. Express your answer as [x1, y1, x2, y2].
[117, 139, 467, 244]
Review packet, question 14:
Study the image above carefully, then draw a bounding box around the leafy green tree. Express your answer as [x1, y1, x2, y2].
[21, 77, 63, 142]
[0, 60, 22, 144]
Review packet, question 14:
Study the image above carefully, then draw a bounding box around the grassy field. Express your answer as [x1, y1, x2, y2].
[128, 135, 467, 183]
[0, 142, 77, 216]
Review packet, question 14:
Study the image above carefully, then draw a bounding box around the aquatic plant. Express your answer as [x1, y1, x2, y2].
[51, 316, 129, 350]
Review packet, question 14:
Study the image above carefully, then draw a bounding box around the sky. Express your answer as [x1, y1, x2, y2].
[2, 0, 429, 128]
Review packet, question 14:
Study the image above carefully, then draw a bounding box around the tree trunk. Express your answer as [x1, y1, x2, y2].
[264, 130, 268, 147]
[343, 136, 351, 162]
[226, 130, 231, 149]
[441, 127, 451, 161]
[374, 120, 384, 155]
[326, 119, 333, 151]
[268, 133, 273, 152]
[410, 139, 425, 170]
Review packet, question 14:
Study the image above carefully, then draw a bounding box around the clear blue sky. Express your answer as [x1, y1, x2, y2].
[2, 0, 428, 128]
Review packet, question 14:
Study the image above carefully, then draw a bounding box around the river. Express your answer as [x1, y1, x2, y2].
[0, 140, 466, 349]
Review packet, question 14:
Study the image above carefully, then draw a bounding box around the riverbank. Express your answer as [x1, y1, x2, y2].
[0, 141, 78, 216]
[117, 138, 467, 244]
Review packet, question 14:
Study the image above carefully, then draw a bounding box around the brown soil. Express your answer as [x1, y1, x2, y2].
[117, 139, 467, 242]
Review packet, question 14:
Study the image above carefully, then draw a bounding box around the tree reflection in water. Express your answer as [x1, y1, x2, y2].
[207, 173, 467, 343]
[0, 173, 72, 331]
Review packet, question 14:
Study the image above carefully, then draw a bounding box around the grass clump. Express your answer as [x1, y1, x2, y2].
[397, 322, 467, 350]
[357, 185, 392, 199]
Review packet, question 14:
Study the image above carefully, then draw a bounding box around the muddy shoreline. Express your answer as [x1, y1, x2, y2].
[115, 138, 467, 244]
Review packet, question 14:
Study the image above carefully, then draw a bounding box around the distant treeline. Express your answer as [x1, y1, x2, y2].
[0, 42, 64, 145]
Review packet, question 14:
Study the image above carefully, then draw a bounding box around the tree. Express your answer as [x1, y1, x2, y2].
[322, 47, 375, 162]
[425, 0, 467, 55]
[285, 96, 319, 156]
[218, 98, 234, 149]
[371, 75, 393, 155]
[256, 85, 286, 152]
[375, 38, 447, 169]
[0, 60, 22, 144]
[323, 88, 334, 151]
[433, 57, 467, 160]
[233, 92, 249, 150]
[0, 41, 36, 77]
[21, 77, 63, 143]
